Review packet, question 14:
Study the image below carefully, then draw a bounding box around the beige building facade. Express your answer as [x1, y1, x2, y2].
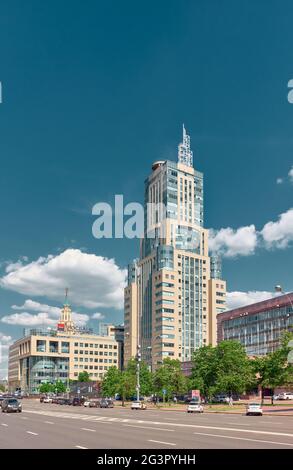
[124, 126, 227, 370]
[8, 304, 120, 394]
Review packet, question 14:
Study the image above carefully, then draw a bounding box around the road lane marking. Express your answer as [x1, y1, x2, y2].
[23, 409, 293, 438]
[81, 428, 96, 432]
[44, 421, 54, 424]
[75, 445, 88, 449]
[123, 424, 174, 432]
[26, 431, 38, 436]
[21, 417, 28, 420]
[148, 440, 176, 446]
[193, 432, 293, 447]
[1, 423, 8, 427]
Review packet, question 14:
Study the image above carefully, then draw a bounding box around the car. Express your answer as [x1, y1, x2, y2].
[1, 398, 22, 413]
[72, 397, 84, 406]
[187, 400, 204, 413]
[279, 393, 293, 400]
[43, 396, 52, 403]
[51, 397, 59, 404]
[246, 403, 263, 416]
[0, 397, 6, 408]
[131, 401, 147, 410]
[84, 400, 91, 407]
[89, 399, 100, 408]
[99, 399, 112, 408]
[213, 395, 230, 403]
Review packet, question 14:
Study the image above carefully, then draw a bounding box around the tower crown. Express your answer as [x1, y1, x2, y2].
[178, 124, 193, 167]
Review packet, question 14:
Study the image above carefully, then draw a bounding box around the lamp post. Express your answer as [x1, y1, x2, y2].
[136, 344, 141, 402]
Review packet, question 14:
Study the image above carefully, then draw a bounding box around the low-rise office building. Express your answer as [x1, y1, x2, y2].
[217, 292, 293, 355]
[8, 302, 120, 394]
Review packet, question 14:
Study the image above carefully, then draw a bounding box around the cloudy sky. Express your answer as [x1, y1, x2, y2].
[0, 0, 293, 378]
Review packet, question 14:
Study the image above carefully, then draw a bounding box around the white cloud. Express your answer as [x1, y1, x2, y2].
[3, 299, 89, 326]
[276, 177, 283, 184]
[92, 312, 105, 320]
[226, 291, 276, 310]
[209, 225, 258, 258]
[1, 312, 56, 326]
[0, 249, 127, 310]
[261, 208, 293, 249]
[0, 332, 13, 380]
[289, 166, 293, 183]
[12, 299, 60, 317]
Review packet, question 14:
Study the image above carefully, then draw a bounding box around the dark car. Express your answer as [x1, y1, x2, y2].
[51, 397, 59, 404]
[99, 399, 111, 408]
[72, 397, 84, 406]
[1, 398, 22, 413]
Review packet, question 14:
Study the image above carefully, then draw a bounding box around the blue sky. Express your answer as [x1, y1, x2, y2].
[0, 0, 293, 377]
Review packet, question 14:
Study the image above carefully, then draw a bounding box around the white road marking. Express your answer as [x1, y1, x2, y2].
[148, 440, 176, 446]
[123, 424, 174, 432]
[75, 445, 88, 449]
[22, 409, 293, 439]
[1, 423, 8, 427]
[44, 421, 54, 424]
[193, 432, 293, 447]
[26, 431, 38, 436]
[81, 428, 96, 432]
[21, 417, 28, 420]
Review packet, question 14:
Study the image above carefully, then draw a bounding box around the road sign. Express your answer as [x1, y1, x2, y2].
[162, 389, 166, 395]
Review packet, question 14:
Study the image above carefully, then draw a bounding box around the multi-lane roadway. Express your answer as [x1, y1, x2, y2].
[0, 400, 293, 449]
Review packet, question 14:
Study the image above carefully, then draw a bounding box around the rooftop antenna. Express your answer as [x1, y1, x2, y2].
[178, 123, 193, 167]
[64, 287, 69, 305]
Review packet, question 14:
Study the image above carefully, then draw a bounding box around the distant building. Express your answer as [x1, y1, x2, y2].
[217, 292, 293, 355]
[8, 299, 120, 394]
[99, 323, 124, 369]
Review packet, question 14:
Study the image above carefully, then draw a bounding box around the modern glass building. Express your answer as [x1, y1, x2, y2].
[217, 292, 293, 355]
[124, 126, 227, 369]
[8, 303, 120, 394]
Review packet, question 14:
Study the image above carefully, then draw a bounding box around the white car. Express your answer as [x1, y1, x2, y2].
[83, 400, 91, 407]
[279, 393, 293, 400]
[246, 403, 263, 416]
[43, 397, 52, 403]
[187, 401, 204, 413]
[131, 401, 146, 410]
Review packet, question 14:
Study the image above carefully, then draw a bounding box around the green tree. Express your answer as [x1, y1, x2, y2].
[118, 370, 136, 406]
[153, 358, 187, 401]
[253, 332, 293, 403]
[39, 383, 53, 394]
[54, 380, 66, 394]
[126, 358, 153, 396]
[78, 371, 91, 382]
[214, 341, 256, 397]
[0, 384, 6, 393]
[101, 366, 121, 397]
[190, 345, 218, 399]
[190, 341, 255, 400]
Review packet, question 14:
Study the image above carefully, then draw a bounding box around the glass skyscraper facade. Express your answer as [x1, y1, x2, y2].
[124, 126, 227, 369]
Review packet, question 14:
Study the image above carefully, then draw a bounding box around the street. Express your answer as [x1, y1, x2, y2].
[0, 400, 293, 449]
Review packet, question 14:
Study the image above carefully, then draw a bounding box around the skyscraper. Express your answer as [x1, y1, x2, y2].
[124, 126, 226, 370]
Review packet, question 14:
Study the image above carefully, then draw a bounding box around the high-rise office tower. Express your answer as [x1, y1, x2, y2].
[124, 126, 226, 370]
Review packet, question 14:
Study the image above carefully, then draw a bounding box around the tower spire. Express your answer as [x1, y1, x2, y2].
[178, 124, 193, 167]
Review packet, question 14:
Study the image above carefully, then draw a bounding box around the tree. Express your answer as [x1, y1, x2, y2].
[153, 358, 188, 401]
[214, 341, 256, 397]
[190, 341, 256, 400]
[78, 371, 90, 382]
[39, 380, 66, 394]
[101, 366, 121, 398]
[125, 358, 153, 397]
[0, 384, 6, 393]
[190, 345, 218, 400]
[118, 371, 136, 406]
[253, 332, 293, 403]
[39, 383, 52, 394]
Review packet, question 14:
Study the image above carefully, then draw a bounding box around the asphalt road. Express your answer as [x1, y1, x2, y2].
[0, 400, 293, 449]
